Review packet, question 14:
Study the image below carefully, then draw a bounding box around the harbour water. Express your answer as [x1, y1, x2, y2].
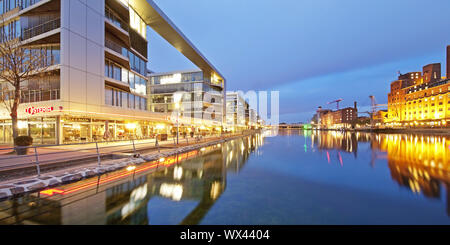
[0, 130, 449, 225]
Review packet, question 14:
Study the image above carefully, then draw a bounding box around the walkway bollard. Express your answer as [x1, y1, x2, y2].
[96, 142, 101, 167]
[34, 146, 41, 177]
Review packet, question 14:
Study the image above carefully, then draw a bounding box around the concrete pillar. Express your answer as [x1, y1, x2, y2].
[56, 115, 62, 145]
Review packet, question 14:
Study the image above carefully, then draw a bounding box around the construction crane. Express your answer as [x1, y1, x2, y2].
[328, 99, 343, 110]
[369, 95, 387, 114]
[363, 95, 388, 128]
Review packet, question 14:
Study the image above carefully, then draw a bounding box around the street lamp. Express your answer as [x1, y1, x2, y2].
[173, 92, 183, 145]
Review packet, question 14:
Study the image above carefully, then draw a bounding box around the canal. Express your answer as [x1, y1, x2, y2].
[0, 130, 450, 225]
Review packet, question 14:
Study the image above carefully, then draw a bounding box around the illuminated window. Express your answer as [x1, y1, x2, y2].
[130, 7, 146, 38]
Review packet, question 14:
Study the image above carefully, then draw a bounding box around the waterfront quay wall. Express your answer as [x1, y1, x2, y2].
[0, 131, 260, 200]
[312, 127, 450, 136]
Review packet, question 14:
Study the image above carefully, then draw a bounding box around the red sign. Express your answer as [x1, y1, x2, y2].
[25, 106, 54, 115]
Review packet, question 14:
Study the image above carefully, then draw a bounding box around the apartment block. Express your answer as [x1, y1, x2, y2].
[0, 0, 225, 144]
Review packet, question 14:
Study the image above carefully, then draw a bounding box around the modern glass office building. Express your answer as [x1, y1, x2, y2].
[148, 69, 225, 133]
[226, 92, 246, 131]
[0, 0, 225, 144]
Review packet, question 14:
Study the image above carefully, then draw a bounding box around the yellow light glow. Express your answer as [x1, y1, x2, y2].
[156, 124, 165, 130]
[126, 166, 136, 171]
[126, 123, 137, 130]
[118, 0, 128, 6]
[18, 121, 28, 129]
[129, 7, 146, 38]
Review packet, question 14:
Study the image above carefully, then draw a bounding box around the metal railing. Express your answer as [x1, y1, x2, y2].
[20, 0, 43, 10]
[105, 38, 128, 57]
[0, 130, 257, 178]
[105, 7, 129, 32]
[0, 89, 60, 104]
[21, 89, 60, 103]
[22, 18, 61, 41]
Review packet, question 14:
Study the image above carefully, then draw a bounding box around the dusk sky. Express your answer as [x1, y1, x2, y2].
[148, 0, 450, 123]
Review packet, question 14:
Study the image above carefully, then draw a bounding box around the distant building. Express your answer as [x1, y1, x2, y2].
[317, 104, 357, 129]
[373, 110, 388, 125]
[387, 46, 450, 127]
[447, 45, 450, 79]
[226, 92, 246, 131]
[423, 63, 441, 84]
[148, 69, 225, 128]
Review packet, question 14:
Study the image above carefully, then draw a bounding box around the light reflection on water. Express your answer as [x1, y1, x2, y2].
[0, 130, 450, 225]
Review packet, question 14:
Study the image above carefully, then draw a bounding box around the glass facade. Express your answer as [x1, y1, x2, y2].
[129, 6, 146, 38]
[61, 117, 158, 144]
[0, 117, 56, 144]
[150, 71, 203, 85]
[226, 93, 246, 128]
[0, 0, 42, 13]
[105, 58, 147, 96]
[0, 19, 21, 41]
[105, 86, 147, 111]
[148, 71, 224, 125]
[105, 5, 128, 32]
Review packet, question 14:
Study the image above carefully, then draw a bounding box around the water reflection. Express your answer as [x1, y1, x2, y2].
[309, 130, 450, 216]
[1, 130, 449, 224]
[0, 134, 265, 225]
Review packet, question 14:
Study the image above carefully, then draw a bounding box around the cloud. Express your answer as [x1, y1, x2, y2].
[149, 0, 450, 122]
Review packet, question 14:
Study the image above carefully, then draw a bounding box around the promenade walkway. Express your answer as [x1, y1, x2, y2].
[0, 133, 242, 177]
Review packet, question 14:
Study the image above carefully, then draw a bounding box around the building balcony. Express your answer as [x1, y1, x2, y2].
[21, 17, 60, 42]
[19, 0, 50, 14]
[105, 76, 131, 93]
[105, 39, 130, 68]
[105, 7, 130, 46]
[0, 88, 61, 105]
[21, 88, 60, 104]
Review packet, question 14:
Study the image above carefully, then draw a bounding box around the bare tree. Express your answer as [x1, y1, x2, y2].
[0, 19, 48, 146]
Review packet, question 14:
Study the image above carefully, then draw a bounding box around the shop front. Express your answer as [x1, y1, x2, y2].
[61, 116, 164, 144]
[0, 117, 58, 145]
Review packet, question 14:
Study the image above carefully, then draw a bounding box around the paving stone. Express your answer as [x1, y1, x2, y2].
[0, 185, 14, 189]
[27, 182, 46, 191]
[9, 187, 25, 195]
[0, 192, 7, 199]
[48, 179, 61, 186]
[84, 171, 97, 178]
[61, 175, 74, 182]
[69, 174, 83, 181]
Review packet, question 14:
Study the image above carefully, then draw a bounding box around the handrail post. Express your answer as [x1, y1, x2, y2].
[34, 146, 41, 177]
[96, 142, 101, 167]
[155, 136, 160, 153]
[132, 139, 136, 156]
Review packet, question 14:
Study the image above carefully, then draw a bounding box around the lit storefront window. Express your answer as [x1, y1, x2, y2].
[0, 117, 57, 144]
[61, 117, 159, 143]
